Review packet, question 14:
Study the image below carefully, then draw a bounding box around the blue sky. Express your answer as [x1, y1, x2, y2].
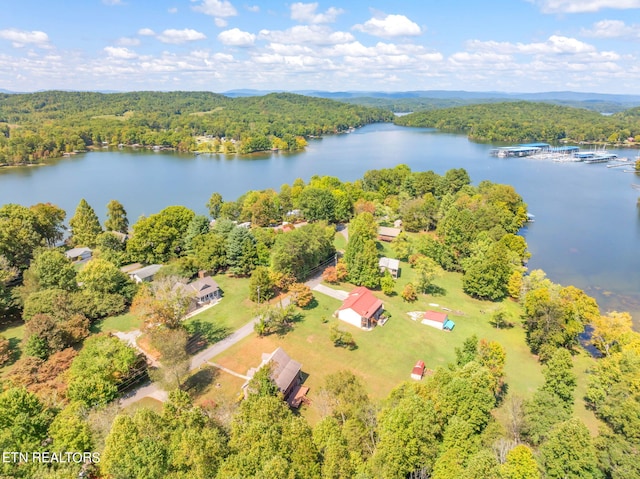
[1, 0, 640, 93]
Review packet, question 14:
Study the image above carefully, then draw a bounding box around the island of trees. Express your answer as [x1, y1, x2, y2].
[0, 164, 638, 478]
[0, 91, 393, 165]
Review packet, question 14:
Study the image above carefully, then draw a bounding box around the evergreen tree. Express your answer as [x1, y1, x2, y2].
[69, 198, 102, 247]
[344, 213, 379, 288]
[104, 200, 129, 234]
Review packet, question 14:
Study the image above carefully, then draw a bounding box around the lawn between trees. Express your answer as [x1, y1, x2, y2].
[187, 243, 598, 430]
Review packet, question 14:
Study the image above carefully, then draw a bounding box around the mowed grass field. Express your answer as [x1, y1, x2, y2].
[208, 249, 551, 424]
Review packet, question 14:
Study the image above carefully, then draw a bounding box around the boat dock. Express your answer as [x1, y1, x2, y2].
[583, 153, 618, 164]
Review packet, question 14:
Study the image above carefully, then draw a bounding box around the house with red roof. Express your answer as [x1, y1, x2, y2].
[336, 286, 383, 330]
[421, 310, 455, 331]
[411, 360, 426, 380]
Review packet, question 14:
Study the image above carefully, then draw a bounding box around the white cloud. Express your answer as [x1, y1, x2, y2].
[468, 35, 596, 55]
[582, 19, 640, 39]
[138, 28, 155, 36]
[168, 7, 178, 14]
[0, 28, 50, 48]
[117, 37, 141, 46]
[259, 25, 354, 45]
[215, 18, 228, 27]
[246, 5, 259, 13]
[531, 0, 640, 13]
[156, 29, 207, 44]
[353, 14, 422, 38]
[218, 28, 256, 46]
[102, 0, 124, 5]
[104, 46, 137, 59]
[291, 3, 344, 24]
[192, 0, 237, 18]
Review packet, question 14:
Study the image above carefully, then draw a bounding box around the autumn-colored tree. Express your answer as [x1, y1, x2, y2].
[322, 266, 339, 283]
[590, 311, 633, 356]
[290, 282, 314, 308]
[132, 277, 195, 330]
[401, 283, 418, 302]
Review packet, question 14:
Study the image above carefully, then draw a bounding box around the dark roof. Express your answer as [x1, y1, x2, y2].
[264, 348, 302, 393]
[187, 276, 220, 295]
[339, 287, 383, 319]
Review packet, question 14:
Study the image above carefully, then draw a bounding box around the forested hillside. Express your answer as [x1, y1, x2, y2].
[0, 91, 393, 165]
[395, 101, 640, 143]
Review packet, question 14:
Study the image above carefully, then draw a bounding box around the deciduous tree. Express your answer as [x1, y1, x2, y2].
[104, 199, 129, 234]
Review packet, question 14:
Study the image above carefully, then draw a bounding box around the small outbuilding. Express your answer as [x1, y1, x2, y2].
[64, 247, 92, 262]
[411, 360, 425, 380]
[377, 226, 402, 242]
[336, 286, 383, 330]
[379, 257, 400, 278]
[421, 310, 455, 331]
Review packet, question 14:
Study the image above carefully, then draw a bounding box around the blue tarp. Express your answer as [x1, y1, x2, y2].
[443, 319, 455, 331]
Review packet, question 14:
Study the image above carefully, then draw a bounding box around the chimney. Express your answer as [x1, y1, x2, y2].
[198, 270, 209, 279]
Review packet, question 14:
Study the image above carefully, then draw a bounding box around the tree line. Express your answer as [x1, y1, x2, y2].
[395, 101, 640, 143]
[0, 91, 393, 165]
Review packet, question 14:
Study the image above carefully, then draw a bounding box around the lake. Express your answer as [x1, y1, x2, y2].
[1, 123, 638, 324]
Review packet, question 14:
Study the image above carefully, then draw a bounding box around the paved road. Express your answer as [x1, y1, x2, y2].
[117, 275, 318, 408]
[312, 283, 348, 301]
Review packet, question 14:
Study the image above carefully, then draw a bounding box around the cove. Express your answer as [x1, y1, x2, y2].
[0, 123, 638, 325]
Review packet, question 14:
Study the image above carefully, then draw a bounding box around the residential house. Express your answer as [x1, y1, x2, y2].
[174, 272, 221, 308]
[336, 286, 383, 330]
[245, 347, 307, 406]
[128, 264, 163, 283]
[377, 226, 401, 242]
[421, 310, 455, 331]
[379, 257, 400, 278]
[64, 247, 92, 262]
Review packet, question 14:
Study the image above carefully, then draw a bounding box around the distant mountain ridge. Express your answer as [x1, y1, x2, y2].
[222, 89, 640, 103]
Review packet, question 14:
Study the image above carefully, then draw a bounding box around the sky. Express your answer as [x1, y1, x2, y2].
[1, 0, 640, 94]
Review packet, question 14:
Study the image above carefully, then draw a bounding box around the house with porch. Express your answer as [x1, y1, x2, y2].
[336, 286, 383, 330]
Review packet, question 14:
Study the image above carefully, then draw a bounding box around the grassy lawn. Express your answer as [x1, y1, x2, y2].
[123, 396, 165, 414]
[0, 320, 25, 376]
[212, 259, 547, 424]
[183, 275, 257, 334]
[572, 351, 600, 435]
[93, 312, 142, 333]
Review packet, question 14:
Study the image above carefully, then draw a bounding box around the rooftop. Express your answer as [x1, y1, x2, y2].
[339, 287, 383, 319]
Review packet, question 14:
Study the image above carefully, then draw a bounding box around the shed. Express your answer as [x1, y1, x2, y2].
[379, 257, 400, 278]
[421, 310, 455, 331]
[411, 360, 425, 380]
[64, 247, 92, 262]
[377, 226, 401, 242]
[337, 286, 383, 330]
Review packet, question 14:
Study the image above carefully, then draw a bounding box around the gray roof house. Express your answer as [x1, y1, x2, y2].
[65, 247, 92, 262]
[128, 264, 163, 283]
[245, 347, 304, 405]
[175, 274, 221, 304]
[379, 257, 401, 278]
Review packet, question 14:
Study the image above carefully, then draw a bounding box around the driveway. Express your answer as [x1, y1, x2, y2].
[312, 283, 349, 301]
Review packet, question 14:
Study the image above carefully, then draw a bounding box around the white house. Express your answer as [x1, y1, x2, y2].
[336, 287, 383, 330]
[379, 257, 400, 278]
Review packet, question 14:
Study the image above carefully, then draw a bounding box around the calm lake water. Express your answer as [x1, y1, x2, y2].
[1, 123, 638, 325]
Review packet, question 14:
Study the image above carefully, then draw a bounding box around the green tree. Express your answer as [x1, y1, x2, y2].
[299, 187, 336, 222]
[0, 387, 52, 452]
[104, 199, 129, 233]
[0, 203, 45, 269]
[30, 202, 66, 247]
[541, 348, 576, 408]
[69, 198, 103, 247]
[206, 192, 223, 218]
[191, 232, 228, 273]
[48, 402, 93, 452]
[24, 248, 77, 291]
[67, 334, 138, 406]
[183, 214, 210, 252]
[132, 277, 195, 329]
[226, 227, 258, 276]
[329, 323, 356, 349]
[462, 241, 511, 300]
[414, 255, 441, 293]
[126, 205, 195, 263]
[500, 444, 540, 479]
[249, 266, 275, 303]
[380, 272, 395, 295]
[150, 328, 190, 390]
[540, 419, 601, 479]
[345, 213, 380, 288]
[270, 223, 335, 281]
[76, 258, 133, 296]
